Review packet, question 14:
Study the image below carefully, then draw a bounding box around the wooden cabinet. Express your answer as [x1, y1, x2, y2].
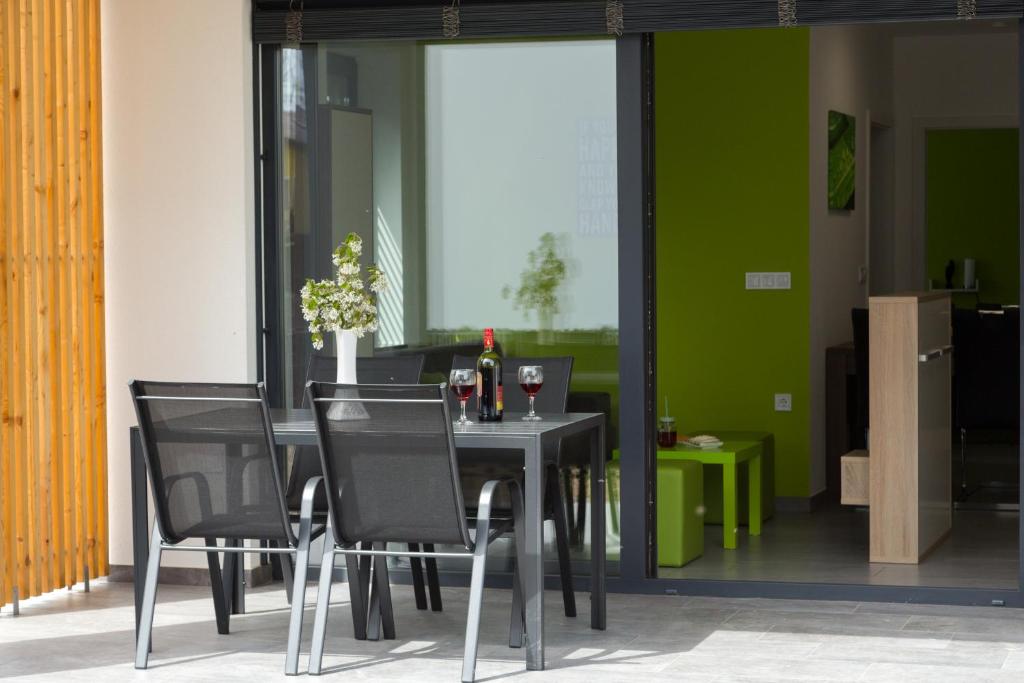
[868, 293, 952, 563]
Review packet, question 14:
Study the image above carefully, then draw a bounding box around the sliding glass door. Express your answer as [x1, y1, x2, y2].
[258, 37, 623, 574]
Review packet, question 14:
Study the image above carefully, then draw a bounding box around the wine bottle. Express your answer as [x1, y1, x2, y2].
[476, 327, 503, 422]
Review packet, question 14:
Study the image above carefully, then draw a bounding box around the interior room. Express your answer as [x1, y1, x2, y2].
[651, 19, 1021, 590]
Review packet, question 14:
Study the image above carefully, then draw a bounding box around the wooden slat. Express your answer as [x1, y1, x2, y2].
[53, 0, 72, 589]
[87, 0, 106, 577]
[18, 0, 36, 598]
[0, 0, 11, 608]
[75, 0, 93, 579]
[0, 0, 106, 609]
[3, 0, 24, 607]
[65, 0, 82, 588]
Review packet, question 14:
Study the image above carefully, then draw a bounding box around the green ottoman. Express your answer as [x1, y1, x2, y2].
[611, 451, 704, 567]
[694, 430, 774, 525]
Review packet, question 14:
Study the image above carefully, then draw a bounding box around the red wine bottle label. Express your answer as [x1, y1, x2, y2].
[496, 385, 504, 412]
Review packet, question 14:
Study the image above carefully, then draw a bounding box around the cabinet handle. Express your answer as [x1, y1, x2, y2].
[918, 344, 953, 363]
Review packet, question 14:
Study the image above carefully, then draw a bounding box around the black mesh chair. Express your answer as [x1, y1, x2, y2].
[451, 355, 577, 619]
[129, 381, 322, 675]
[301, 382, 525, 682]
[953, 307, 1020, 502]
[278, 354, 438, 609]
[285, 354, 426, 511]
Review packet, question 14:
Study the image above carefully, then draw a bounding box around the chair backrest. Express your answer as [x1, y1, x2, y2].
[953, 307, 1020, 431]
[306, 353, 426, 385]
[306, 382, 472, 548]
[129, 380, 293, 546]
[451, 355, 574, 414]
[287, 353, 428, 509]
[851, 308, 869, 448]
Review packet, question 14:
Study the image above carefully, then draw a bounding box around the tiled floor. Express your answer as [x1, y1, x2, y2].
[3, 580, 1024, 681]
[658, 504, 1020, 589]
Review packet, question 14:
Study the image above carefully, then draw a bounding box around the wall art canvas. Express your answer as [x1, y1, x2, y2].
[828, 110, 856, 210]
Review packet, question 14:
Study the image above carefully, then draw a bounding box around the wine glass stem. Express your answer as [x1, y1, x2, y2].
[460, 399, 468, 423]
[529, 395, 536, 417]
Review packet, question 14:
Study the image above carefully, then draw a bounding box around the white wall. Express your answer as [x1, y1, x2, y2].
[808, 24, 893, 496]
[102, 0, 256, 568]
[892, 31, 1018, 292]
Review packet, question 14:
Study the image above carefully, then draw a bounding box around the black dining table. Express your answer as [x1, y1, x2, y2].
[130, 408, 607, 672]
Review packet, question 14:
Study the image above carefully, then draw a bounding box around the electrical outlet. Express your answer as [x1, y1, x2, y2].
[774, 393, 792, 412]
[746, 272, 792, 290]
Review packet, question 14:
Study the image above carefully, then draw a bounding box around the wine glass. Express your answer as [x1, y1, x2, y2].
[518, 365, 544, 421]
[449, 368, 476, 425]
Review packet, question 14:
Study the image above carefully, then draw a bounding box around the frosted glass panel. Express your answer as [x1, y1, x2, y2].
[425, 41, 619, 332]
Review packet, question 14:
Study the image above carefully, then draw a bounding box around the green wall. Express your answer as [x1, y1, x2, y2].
[926, 128, 1019, 305]
[655, 29, 811, 497]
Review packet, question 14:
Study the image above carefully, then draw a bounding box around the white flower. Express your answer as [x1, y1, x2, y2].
[299, 233, 385, 349]
[370, 272, 388, 293]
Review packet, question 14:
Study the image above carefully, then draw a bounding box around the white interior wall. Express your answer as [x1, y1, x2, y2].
[808, 24, 893, 496]
[892, 31, 1018, 292]
[102, 0, 256, 569]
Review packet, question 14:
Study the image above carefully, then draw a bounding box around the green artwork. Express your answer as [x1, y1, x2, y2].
[827, 110, 855, 210]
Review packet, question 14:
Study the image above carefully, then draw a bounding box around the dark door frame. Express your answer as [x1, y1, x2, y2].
[254, 24, 1024, 607]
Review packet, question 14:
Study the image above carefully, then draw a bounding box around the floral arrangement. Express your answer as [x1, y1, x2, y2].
[300, 232, 387, 350]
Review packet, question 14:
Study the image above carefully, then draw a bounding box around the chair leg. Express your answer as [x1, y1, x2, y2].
[374, 554, 396, 640]
[960, 427, 969, 500]
[205, 537, 230, 635]
[345, 551, 368, 641]
[461, 524, 492, 682]
[285, 518, 314, 675]
[308, 523, 336, 676]
[548, 468, 577, 618]
[278, 544, 295, 605]
[575, 467, 588, 547]
[423, 544, 443, 612]
[508, 562, 524, 648]
[135, 526, 163, 669]
[408, 542, 428, 610]
[365, 543, 381, 641]
[563, 472, 576, 535]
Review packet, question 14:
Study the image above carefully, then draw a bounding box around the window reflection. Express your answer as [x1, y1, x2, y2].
[270, 38, 620, 570]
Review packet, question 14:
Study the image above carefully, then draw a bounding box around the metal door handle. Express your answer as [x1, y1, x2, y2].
[918, 344, 953, 363]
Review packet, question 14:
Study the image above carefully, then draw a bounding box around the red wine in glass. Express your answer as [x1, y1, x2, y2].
[449, 368, 476, 424]
[518, 365, 544, 421]
[519, 381, 543, 397]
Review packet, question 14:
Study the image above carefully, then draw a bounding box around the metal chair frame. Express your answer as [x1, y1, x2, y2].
[301, 383, 526, 682]
[450, 355, 578, 619]
[129, 381, 322, 675]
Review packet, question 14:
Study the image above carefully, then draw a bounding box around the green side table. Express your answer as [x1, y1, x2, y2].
[693, 430, 775, 524]
[658, 441, 762, 550]
[611, 452, 704, 567]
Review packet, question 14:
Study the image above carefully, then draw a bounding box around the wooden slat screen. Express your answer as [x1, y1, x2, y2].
[0, 0, 106, 610]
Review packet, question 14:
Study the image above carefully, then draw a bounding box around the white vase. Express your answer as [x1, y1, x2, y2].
[327, 329, 368, 420]
[335, 329, 358, 385]
[963, 258, 976, 290]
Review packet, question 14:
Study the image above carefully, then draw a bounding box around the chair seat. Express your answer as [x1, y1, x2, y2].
[179, 509, 294, 542]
